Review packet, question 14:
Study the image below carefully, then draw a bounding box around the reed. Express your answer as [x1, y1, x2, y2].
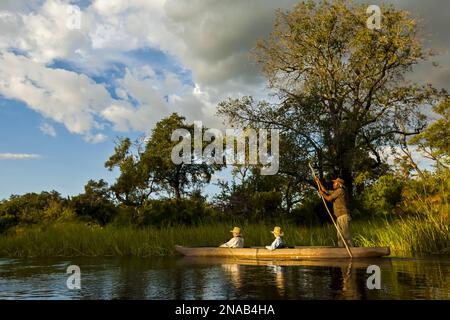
[0, 216, 448, 258]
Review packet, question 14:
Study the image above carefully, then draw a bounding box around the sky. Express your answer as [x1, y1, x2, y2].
[0, 0, 449, 200]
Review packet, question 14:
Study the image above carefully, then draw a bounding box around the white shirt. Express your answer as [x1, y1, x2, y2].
[220, 236, 244, 248]
[266, 236, 285, 250]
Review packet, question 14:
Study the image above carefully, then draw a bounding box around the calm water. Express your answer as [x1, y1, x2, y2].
[0, 256, 449, 300]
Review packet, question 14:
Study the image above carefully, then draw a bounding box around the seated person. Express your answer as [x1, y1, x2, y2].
[220, 227, 244, 248]
[266, 226, 285, 251]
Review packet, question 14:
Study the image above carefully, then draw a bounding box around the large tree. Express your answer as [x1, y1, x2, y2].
[410, 99, 450, 170]
[218, 0, 446, 198]
[106, 113, 222, 204]
[142, 113, 220, 200]
[105, 137, 158, 207]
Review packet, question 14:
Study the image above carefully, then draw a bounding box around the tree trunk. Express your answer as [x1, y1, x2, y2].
[174, 184, 181, 200]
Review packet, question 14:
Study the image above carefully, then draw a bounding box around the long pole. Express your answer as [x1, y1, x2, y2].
[308, 162, 353, 259]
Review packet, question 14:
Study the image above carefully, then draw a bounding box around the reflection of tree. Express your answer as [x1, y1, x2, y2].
[112, 258, 151, 299]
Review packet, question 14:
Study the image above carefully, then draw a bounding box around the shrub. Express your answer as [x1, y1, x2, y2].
[136, 198, 214, 226]
[360, 174, 404, 215]
[0, 191, 69, 232]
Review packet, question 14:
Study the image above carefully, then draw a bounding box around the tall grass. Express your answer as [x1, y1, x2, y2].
[0, 217, 448, 258]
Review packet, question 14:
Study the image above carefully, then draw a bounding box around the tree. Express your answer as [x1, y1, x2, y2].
[218, 0, 445, 201]
[410, 99, 450, 170]
[142, 113, 221, 200]
[0, 191, 69, 231]
[106, 113, 222, 204]
[70, 179, 117, 225]
[105, 137, 158, 207]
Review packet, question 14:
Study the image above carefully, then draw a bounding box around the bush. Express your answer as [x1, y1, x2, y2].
[0, 191, 70, 232]
[359, 174, 404, 215]
[136, 198, 216, 226]
[70, 194, 117, 225]
[69, 179, 118, 225]
[250, 190, 283, 220]
[290, 191, 326, 225]
[400, 169, 450, 219]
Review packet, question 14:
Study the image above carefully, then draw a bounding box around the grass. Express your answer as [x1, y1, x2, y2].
[0, 216, 449, 258]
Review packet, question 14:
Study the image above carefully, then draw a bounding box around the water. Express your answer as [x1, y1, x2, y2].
[0, 256, 449, 299]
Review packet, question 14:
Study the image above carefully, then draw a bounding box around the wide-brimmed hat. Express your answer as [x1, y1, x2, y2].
[230, 227, 241, 235]
[332, 178, 345, 186]
[270, 226, 284, 236]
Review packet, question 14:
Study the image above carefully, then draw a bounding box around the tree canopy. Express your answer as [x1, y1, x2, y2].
[218, 0, 447, 198]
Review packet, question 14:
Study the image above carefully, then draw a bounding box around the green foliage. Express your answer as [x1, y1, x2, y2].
[105, 113, 222, 206]
[0, 191, 73, 232]
[70, 179, 117, 225]
[136, 198, 216, 226]
[143, 113, 220, 200]
[214, 172, 285, 220]
[218, 0, 444, 201]
[410, 98, 450, 169]
[250, 190, 283, 220]
[290, 191, 326, 225]
[360, 174, 404, 215]
[400, 169, 450, 218]
[105, 137, 158, 207]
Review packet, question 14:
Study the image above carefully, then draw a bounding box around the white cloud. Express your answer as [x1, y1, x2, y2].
[101, 66, 222, 132]
[0, 0, 293, 141]
[1, 0, 447, 145]
[39, 122, 57, 137]
[0, 51, 111, 137]
[0, 153, 42, 160]
[83, 132, 108, 144]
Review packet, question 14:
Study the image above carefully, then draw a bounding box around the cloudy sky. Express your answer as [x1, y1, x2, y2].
[0, 0, 449, 199]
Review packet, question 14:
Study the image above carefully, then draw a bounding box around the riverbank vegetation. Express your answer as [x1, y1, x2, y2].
[1, 1, 449, 258]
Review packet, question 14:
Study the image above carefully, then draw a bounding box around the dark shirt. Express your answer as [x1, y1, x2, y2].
[328, 187, 350, 217]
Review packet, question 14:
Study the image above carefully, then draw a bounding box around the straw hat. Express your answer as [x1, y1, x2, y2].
[230, 227, 241, 235]
[332, 178, 345, 186]
[270, 226, 284, 237]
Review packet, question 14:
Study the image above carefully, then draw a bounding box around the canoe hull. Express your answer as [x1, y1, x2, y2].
[175, 245, 390, 259]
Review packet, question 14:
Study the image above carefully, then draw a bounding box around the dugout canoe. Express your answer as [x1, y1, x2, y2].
[175, 245, 390, 259]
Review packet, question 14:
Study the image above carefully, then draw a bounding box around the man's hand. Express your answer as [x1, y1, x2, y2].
[315, 177, 326, 192]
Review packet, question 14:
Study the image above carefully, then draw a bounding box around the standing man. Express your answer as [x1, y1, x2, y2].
[314, 177, 354, 247]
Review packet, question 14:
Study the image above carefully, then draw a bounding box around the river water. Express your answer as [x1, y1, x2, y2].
[0, 256, 449, 299]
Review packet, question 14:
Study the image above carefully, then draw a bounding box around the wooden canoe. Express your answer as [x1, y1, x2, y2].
[175, 245, 390, 260]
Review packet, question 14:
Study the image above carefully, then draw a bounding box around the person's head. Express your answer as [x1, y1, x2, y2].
[230, 227, 241, 237]
[270, 226, 284, 238]
[332, 178, 345, 189]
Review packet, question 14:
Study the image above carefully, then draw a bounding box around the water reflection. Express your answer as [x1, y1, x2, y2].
[0, 256, 449, 300]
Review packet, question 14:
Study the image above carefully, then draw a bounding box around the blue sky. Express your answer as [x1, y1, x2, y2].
[0, 0, 449, 200]
[0, 0, 236, 200]
[0, 98, 118, 198]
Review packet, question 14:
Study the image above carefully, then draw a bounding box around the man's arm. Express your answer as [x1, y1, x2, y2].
[314, 177, 327, 192]
[320, 188, 342, 202]
[319, 190, 332, 201]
